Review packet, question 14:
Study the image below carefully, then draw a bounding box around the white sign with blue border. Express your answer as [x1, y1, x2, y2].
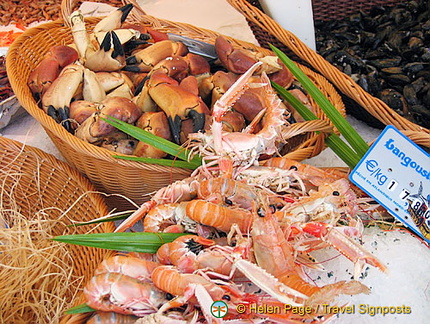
[349, 125, 429, 243]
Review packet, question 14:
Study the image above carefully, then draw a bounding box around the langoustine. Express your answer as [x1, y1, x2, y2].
[84, 169, 388, 322]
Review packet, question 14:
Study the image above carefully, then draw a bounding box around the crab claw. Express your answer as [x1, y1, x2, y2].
[42, 63, 84, 132]
[165, 108, 207, 145]
[93, 3, 133, 33]
[133, 111, 173, 158]
[75, 97, 142, 144]
[147, 73, 209, 144]
[166, 106, 206, 145]
[28, 45, 79, 98]
[123, 40, 188, 73]
[215, 35, 293, 87]
[85, 31, 125, 72]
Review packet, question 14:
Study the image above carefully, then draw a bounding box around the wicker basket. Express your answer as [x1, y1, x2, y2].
[311, 0, 401, 21]
[0, 136, 115, 324]
[7, 0, 347, 210]
[227, 0, 430, 149]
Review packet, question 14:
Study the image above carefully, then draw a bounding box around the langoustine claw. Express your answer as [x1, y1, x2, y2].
[301, 221, 388, 279]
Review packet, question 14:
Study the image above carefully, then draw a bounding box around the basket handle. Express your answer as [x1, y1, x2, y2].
[226, 0, 430, 144]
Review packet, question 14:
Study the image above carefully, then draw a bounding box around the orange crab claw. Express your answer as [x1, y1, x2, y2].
[124, 40, 188, 73]
[215, 35, 293, 87]
[133, 111, 173, 158]
[147, 73, 209, 144]
[27, 45, 79, 98]
[215, 35, 258, 74]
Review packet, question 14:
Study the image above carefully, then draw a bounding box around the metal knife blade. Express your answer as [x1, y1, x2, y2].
[0, 96, 27, 129]
[167, 33, 218, 61]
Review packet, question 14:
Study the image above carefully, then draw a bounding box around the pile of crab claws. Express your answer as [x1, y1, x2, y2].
[93, 3, 134, 33]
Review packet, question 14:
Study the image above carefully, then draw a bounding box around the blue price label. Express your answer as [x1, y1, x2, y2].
[349, 126, 430, 243]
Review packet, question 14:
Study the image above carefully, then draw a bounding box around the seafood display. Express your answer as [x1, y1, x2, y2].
[314, 0, 429, 128]
[27, 3, 314, 158]
[70, 10, 389, 316]
[80, 151, 389, 322]
[8, 2, 405, 323]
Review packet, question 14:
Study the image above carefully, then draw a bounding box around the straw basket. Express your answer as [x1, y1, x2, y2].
[7, 0, 346, 210]
[0, 136, 115, 324]
[227, 0, 430, 149]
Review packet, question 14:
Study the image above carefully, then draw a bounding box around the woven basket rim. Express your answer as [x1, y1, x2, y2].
[0, 135, 112, 217]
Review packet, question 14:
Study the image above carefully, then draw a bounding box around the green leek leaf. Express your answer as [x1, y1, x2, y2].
[102, 116, 202, 169]
[65, 303, 95, 314]
[52, 232, 187, 253]
[270, 44, 369, 158]
[271, 82, 318, 121]
[325, 134, 361, 167]
[66, 213, 129, 227]
[272, 81, 361, 168]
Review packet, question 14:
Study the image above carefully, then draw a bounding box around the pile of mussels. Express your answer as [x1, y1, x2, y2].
[314, 0, 429, 129]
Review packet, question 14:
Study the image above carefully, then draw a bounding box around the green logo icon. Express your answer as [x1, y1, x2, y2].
[211, 300, 228, 318]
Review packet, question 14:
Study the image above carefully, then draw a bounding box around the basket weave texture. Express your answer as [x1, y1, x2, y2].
[228, 0, 430, 149]
[7, 0, 346, 209]
[0, 136, 115, 324]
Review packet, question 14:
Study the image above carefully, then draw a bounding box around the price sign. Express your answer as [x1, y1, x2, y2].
[349, 126, 429, 243]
